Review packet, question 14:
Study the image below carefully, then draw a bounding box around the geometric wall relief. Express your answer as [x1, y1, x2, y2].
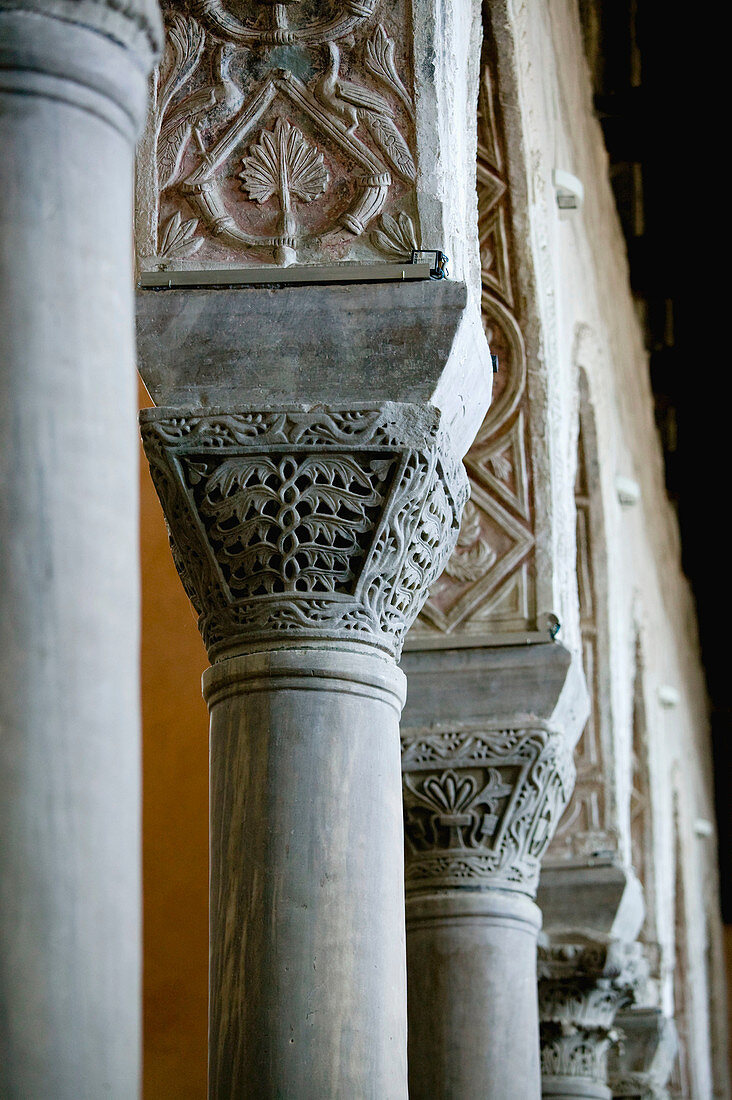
[136, 0, 418, 270]
[413, 44, 537, 643]
[547, 421, 619, 864]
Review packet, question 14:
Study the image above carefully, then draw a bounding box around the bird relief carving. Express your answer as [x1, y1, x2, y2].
[137, 0, 419, 270]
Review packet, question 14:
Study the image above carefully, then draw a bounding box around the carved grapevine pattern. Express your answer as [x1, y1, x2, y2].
[140, 406, 467, 659]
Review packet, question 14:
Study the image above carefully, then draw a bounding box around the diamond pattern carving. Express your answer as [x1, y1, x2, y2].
[414, 40, 537, 641]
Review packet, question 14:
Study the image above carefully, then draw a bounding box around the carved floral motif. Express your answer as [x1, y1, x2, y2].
[401, 726, 575, 894]
[140, 405, 467, 659]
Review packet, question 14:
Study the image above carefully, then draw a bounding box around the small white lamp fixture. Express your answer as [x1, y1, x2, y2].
[658, 685, 680, 708]
[616, 475, 641, 506]
[694, 818, 714, 839]
[553, 169, 584, 211]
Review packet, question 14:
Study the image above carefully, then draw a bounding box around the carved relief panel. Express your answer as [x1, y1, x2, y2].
[136, 0, 419, 270]
[413, 32, 537, 642]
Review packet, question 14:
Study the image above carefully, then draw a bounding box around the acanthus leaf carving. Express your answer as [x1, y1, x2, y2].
[370, 210, 419, 260]
[158, 211, 203, 260]
[364, 24, 415, 120]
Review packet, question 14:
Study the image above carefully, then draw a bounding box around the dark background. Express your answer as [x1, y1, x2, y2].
[579, 1, 729, 919]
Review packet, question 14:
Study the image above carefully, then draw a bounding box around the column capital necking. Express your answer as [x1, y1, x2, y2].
[140, 402, 468, 661]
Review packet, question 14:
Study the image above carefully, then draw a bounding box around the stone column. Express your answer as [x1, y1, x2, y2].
[0, 1, 160, 1097]
[538, 939, 648, 1100]
[138, 324, 484, 1094]
[399, 643, 588, 1100]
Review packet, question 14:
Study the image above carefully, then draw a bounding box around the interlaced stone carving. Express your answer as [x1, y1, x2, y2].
[539, 939, 648, 1091]
[400, 725, 575, 895]
[140, 403, 467, 659]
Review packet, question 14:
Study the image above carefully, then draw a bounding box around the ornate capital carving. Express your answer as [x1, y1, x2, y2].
[539, 939, 648, 1090]
[400, 724, 575, 896]
[140, 403, 468, 660]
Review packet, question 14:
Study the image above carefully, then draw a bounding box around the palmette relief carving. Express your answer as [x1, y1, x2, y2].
[400, 725, 575, 895]
[139, 405, 468, 659]
[136, 0, 418, 269]
[414, 40, 537, 640]
[539, 940, 648, 1087]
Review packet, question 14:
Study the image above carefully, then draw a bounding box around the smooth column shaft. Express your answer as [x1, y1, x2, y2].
[0, 14, 149, 1097]
[407, 892, 542, 1100]
[204, 648, 409, 1099]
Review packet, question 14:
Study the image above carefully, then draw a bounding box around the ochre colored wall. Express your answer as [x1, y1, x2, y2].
[140, 382, 209, 1096]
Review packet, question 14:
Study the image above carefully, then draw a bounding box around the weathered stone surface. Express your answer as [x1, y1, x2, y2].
[0, 3, 156, 1096]
[205, 647, 408, 1097]
[136, 278, 491, 457]
[135, 0, 484, 280]
[407, 891, 542, 1100]
[140, 402, 468, 660]
[400, 643, 588, 1100]
[608, 1008, 677, 1100]
[538, 864, 645, 942]
[0, 0, 161, 57]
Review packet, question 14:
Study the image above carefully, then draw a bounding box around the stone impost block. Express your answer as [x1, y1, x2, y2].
[608, 1007, 677, 1100]
[136, 278, 491, 456]
[538, 862, 646, 943]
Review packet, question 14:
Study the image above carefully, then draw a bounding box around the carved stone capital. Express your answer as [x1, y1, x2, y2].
[539, 939, 649, 1095]
[140, 402, 468, 660]
[401, 723, 575, 896]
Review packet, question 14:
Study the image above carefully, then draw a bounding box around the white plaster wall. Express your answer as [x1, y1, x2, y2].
[488, 0, 729, 1092]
